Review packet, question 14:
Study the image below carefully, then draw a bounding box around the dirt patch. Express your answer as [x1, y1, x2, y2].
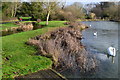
[27, 22, 97, 73]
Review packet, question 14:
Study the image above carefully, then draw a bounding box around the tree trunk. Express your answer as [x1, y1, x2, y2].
[13, 3, 17, 17]
[11, 5, 14, 17]
[46, 11, 50, 25]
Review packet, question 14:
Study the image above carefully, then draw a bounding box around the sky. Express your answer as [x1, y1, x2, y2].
[2, 0, 120, 3]
[21, 0, 120, 2]
[17, 0, 120, 6]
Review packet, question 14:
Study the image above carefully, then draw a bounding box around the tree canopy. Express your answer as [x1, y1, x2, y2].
[2, 2, 120, 21]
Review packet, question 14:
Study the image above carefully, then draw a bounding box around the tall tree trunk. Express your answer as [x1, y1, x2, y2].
[46, 11, 50, 25]
[11, 5, 14, 17]
[14, 2, 17, 17]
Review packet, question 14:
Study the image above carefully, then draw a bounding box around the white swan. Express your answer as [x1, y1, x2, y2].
[93, 32, 97, 36]
[107, 47, 116, 57]
[90, 25, 91, 27]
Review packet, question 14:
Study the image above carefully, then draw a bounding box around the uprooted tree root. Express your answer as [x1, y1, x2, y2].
[27, 22, 97, 73]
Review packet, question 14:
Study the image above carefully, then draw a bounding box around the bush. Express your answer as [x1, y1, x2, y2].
[32, 22, 43, 30]
[32, 22, 39, 27]
[37, 19, 41, 23]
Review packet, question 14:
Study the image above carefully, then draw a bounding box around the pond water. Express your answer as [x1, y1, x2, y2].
[60, 21, 119, 78]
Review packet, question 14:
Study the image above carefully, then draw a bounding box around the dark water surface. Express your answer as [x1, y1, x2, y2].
[60, 21, 119, 78]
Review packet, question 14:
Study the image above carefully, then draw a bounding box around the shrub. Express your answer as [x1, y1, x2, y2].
[37, 19, 41, 23]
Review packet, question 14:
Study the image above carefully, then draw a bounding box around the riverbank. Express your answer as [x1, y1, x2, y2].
[0, 21, 37, 31]
[78, 19, 120, 22]
[27, 22, 97, 73]
[1, 19, 118, 32]
[0, 22, 19, 31]
[77, 19, 107, 21]
[109, 19, 120, 22]
[2, 21, 66, 78]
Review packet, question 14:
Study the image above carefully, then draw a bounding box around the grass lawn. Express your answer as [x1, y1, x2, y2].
[0, 21, 36, 31]
[2, 21, 66, 78]
[0, 55, 2, 80]
[19, 17, 32, 20]
[0, 20, 40, 31]
[0, 23, 19, 31]
[0, 20, 66, 31]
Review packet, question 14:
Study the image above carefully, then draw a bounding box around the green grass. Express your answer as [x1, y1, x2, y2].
[21, 21, 36, 23]
[0, 21, 37, 31]
[0, 55, 2, 80]
[19, 17, 32, 19]
[39, 21, 66, 27]
[1, 21, 66, 31]
[0, 23, 19, 31]
[2, 21, 66, 78]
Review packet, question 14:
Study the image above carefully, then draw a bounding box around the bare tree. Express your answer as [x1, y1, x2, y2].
[60, 2, 66, 9]
[84, 3, 95, 15]
[44, 0, 60, 25]
[2, 1, 21, 17]
[11, 0, 20, 17]
[63, 2, 85, 19]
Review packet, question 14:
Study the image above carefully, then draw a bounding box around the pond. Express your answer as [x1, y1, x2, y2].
[60, 21, 119, 78]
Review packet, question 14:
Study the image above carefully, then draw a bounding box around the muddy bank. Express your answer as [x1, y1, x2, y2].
[27, 22, 97, 73]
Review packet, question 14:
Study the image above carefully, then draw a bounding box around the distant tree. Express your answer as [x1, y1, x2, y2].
[118, 2, 120, 20]
[11, 1, 21, 17]
[2, 2, 13, 18]
[60, 2, 66, 9]
[52, 2, 86, 22]
[31, 2, 45, 20]
[16, 2, 32, 17]
[90, 13, 96, 19]
[63, 2, 85, 19]
[84, 3, 95, 15]
[2, 2, 21, 18]
[16, 2, 45, 20]
[0, 2, 2, 21]
[43, 1, 60, 25]
[91, 2, 116, 19]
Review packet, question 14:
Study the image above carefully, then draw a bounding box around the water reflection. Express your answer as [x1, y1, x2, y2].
[60, 21, 119, 78]
[81, 21, 118, 78]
